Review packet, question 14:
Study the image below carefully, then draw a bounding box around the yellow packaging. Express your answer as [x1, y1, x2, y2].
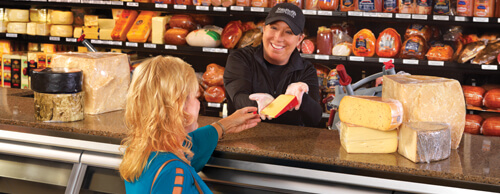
[0, 41, 11, 54]
[126, 11, 159, 43]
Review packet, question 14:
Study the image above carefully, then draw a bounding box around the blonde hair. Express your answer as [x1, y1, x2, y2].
[119, 55, 199, 182]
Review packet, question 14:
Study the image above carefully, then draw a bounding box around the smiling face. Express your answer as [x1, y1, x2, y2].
[262, 21, 304, 66]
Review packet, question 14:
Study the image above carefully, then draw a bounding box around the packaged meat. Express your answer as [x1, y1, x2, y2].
[400, 35, 427, 60]
[241, 21, 257, 32]
[376, 28, 401, 58]
[111, 10, 138, 41]
[479, 34, 498, 42]
[164, 28, 189, 45]
[191, 14, 213, 26]
[237, 28, 263, 48]
[126, 11, 159, 43]
[355, 0, 383, 11]
[405, 24, 431, 41]
[186, 29, 222, 47]
[332, 42, 352, 56]
[269, 0, 286, 6]
[426, 42, 454, 61]
[204, 86, 226, 103]
[317, 27, 333, 55]
[340, 0, 356, 11]
[236, 0, 251, 6]
[352, 29, 376, 57]
[483, 89, 500, 109]
[305, 0, 319, 9]
[201, 0, 212, 5]
[433, 0, 451, 15]
[481, 117, 500, 136]
[416, 0, 433, 14]
[457, 41, 486, 63]
[399, 0, 416, 13]
[203, 25, 224, 35]
[175, 0, 193, 4]
[202, 63, 225, 86]
[463, 85, 486, 107]
[169, 15, 196, 31]
[429, 26, 441, 41]
[315, 64, 329, 90]
[465, 114, 483, 134]
[482, 84, 500, 91]
[301, 37, 316, 54]
[212, 0, 222, 6]
[330, 24, 344, 35]
[463, 34, 479, 44]
[221, 21, 243, 49]
[383, 0, 398, 12]
[451, 40, 464, 61]
[471, 40, 500, 65]
[319, 0, 339, 10]
[457, 0, 474, 16]
[251, 0, 268, 7]
[474, 0, 495, 17]
[194, 0, 202, 5]
[288, 0, 304, 8]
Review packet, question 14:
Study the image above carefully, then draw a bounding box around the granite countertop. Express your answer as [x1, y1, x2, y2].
[1, 88, 499, 189]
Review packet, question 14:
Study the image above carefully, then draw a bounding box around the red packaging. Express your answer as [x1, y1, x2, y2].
[376, 28, 401, 58]
[463, 85, 486, 107]
[221, 21, 244, 49]
[319, 0, 339, 10]
[205, 86, 226, 103]
[483, 89, 500, 109]
[352, 29, 376, 57]
[481, 117, 500, 136]
[305, 0, 319, 9]
[465, 114, 483, 134]
[317, 27, 333, 55]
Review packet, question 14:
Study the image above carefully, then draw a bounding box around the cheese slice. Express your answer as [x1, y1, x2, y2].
[398, 122, 451, 163]
[152, 16, 169, 44]
[260, 94, 298, 118]
[339, 96, 403, 131]
[73, 27, 83, 38]
[382, 75, 466, 149]
[340, 122, 398, 153]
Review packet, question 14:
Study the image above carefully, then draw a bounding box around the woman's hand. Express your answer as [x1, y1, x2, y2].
[218, 107, 261, 135]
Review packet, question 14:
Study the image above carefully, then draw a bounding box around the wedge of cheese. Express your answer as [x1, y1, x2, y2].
[152, 16, 169, 44]
[260, 94, 298, 119]
[398, 122, 451, 163]
[340, 122, 398, 153]
[339, 96, 403, 131]
[382, 75, 466, 149]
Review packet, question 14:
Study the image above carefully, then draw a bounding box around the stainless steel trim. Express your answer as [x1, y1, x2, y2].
[81, 151, 122, 169]
[0, 139, 81, 163]
[65, 163, 88, 194]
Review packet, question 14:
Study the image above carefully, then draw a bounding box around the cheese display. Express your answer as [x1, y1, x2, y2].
[152, 16, 169, 44]
[98, 19, 115, 29]
[126, 11, 158, 43]
[84, 15, 99, 27]
[382, 75, 466, 149]
[36, 23, 50, 36]
[398, 122, 451, 163]
[186, 29, 222, 47]
[111, 10, 138, 41]
[7, 22, 27, 34]
[27, 22, 37, 35]
[83, 26, 99, 39]
[6, 9, 30, 22]
[339, 122, 398, 153]
[260, 95, 298, 119]
[50, 52, 131, 114]
[50, 11, 74, 25]
[50, 25, 73, 37]
[73, 27, 83, 38]
[99, 29, 113, 40]
[339, 96, 403, 131]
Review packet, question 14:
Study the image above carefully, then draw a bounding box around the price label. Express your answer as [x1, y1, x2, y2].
[196, 6, 209, 11]
[303, 10, 317, 15]
[126, 42, 138, 47]
[111, 1, 123, 5]
[314, 54, 330, 60]
[165, 45, 178, 50]
[481, 65, 498, 70]
[348, 11, 363, 16]
[103, 40, 113, 45]
[213, 7, 227, 12]
[455, 16, 466, 22]
[6, 33, 17, 38]
[317, 10, 333, 16]
[144, 43, 156, 49]
[378, 58, 393, 63]
[433, 15, 449, 21]
[174, 4, 187, 9]
[395, 13, 411, 19]
[155, 3, 168, 8]
[127, 2, 139, 7]
[90, 39, 99, 44]
[379, 13, 393, 18]
[428, 60, 444, 66]
[349, 56, 364, 62]
[231, 6, 244, 11]
[251, 7, 265, 12]
[412, 14, 428, 20]
[498, 18, 500, 23]
[473, 17, 489, 23]
[363, 12, 378, 17]
[202, 47, 228, 53]
[403, 59, 419, 65]
[49, 36, 61, 41]
[207, 102, 221, 108]
[66, 38, 77, 42]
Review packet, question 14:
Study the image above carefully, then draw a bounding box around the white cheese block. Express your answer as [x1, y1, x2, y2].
[98, 19, 115, 29]
[382, 75, 466, 149]
[339, 96, 403, 131]
[398, 122, 451, 163]
[99, 29, 113, 40]
[50, 52, 131, 114]
[0, 21, 7, 33]
[50, 11, 74, 25]
[50, 25, 73, 37]
[7, 22, 27, 34]
[73, 27, 83, 38]
[36, 23, 50, 36]
[152, 16, 168, 44]
[340, 122, 398, 153]
[27, 22, 37, 35]
[6, 9, 30, 22]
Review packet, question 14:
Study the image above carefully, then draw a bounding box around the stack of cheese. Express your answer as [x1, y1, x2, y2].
[49, 10, 73, 37]
[4, 9, 30, 34]
[338, 96, 403, 154]
[0, 9, 6, 33]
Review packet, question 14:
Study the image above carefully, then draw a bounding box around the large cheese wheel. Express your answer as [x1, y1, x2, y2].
[352, 29, 376, 57]
[50, 11, 74, 25]
[50, 25, 73, 37]
[483, 89, 500, 109]
[465, 114, 483, 134]
[376, 28, 401, 58]
[7, 9, 30, 22]
[7, 22, 27, 34]
[481, 117, 500, 136]
[186, 29, 222, 47]
[462, 85, 485, 107]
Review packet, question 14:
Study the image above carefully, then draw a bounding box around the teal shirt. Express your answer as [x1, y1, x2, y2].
[125, 125, 219, 194]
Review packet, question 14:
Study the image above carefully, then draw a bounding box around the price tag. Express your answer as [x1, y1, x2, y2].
[314, 54, 330, 60]
[49, 36, 61, 41]
[196, 6, 209, 11]
[112, 41, 122, 46]
[126, 42, 138, 47]
[498, 18, 500, 23]
[90, 39, 99, 44]
[379, 13, 393, 18]
[202, 47, 228, 53]
[174, 4, 187, 9]
[103, 40, 113, 45]
[127, 2, 139, 7]
[428, 60, 444, 66]
[155, 3, 168, 8]
[144, 43, 156, 49]
[165, 45, 178, 50]
[317, 11, 333, 16]
[395, 13, 411, 19]
[6, 33, 18, 38]
[231, 6, 244, 11]
[348, 11, 363, 16]
[412, 14, 428, 20]
[207, 102, 221, 108]
[363, 12, 378, 17]
[481, 65, 498, 70]
[303, 10, 317, 15]
[213, 7, 227, 12]
[378, 58, 393, 63]
[251, 7, 265, 12]
[66, 38, 77, 42]
[455, 16, 466, 21]
[111, 1, 123, 5]
[433, 15, 449, 21]
[403, 59, 419, 65]
[349, 56, 364, 62]
[473, 17, 489, 22]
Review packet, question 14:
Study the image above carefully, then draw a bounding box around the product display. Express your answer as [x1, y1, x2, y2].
[481, 117, 500, 136]
[50, 11, 74, 25]
[339, 96, 403, 131]
[483, 89, 500, 109]
[463, 85, 486, 107]
[465, 114, 483, 134]
[339, 122, 398, 153]
[398, 122, 451, 163]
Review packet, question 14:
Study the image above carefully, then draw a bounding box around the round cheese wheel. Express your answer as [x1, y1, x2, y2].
[31, 68, 83, 94]
[186, 29, 221, 47]
[7, 9, 30, 22]
[481, 117, 500, 136]
[465, 114, 483, 134]
[7, 22, 27, 34]
[50, 11, 74, 25]
[50, 25, 73, 37]
[204, 86, 226, 103]
[462, 85, 485, 107]
[483, 89, 500, 109]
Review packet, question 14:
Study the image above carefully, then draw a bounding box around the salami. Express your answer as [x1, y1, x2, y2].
[483, 89, 500, 109]
[301, 38, 316, 54]
[169, 15, 197, 31]
[164, 28, 189, 45]
[465, 114, 483, 135]
[481, 117, 500, 136]
[463, 85, 486, 107]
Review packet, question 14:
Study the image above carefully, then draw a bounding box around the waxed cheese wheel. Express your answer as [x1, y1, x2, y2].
[352, 29, 376, 57]
[186, 29, 222, 47]
[462, 85, 485, 107]
[483, 89, 500, 109]
[465, 114, 483, 135]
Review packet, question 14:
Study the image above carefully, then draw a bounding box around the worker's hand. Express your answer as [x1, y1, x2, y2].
[285, 82, 309, 110]
[249, 93, 274, 120]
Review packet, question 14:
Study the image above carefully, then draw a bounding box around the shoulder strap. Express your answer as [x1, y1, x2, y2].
[150, 159, 204, 194]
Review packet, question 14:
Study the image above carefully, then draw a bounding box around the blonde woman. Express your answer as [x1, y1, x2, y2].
[120, 56, 260, 193]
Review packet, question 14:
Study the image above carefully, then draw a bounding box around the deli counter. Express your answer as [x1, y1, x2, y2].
[0, 88, 499, 194]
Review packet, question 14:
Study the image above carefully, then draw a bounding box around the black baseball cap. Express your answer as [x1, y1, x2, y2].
[265, 3, 305, 35]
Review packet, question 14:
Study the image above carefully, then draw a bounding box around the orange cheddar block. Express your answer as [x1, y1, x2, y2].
[111, 10, 138, 41]
[126, 11, 158, 43]
[260, 94, 298, 118]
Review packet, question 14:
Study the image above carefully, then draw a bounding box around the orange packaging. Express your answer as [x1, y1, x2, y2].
[288, 0, 304, 8]
[200, 0, 211, 5]
[175, 0, 193, 5]
[237, 0, 252, 6]
[194, 0, 202, 5]
[305, 0, 319, 9]
[383, 0, 398, 12]
[473, 0, 494, 17]
[352, 29, 376, 57]
[376, 28, 401, 58]
[355, 0, 382, 11]
[426, 43, 454, 61]
[457, 0, 474, 16]
[399, 0, 415, 13]
[251, 0, 268, 7]
[341, 0, 356, 11]
[126, 11, 159, 43]
[319, 0, 339, 10]
[111, 10, 139, 41]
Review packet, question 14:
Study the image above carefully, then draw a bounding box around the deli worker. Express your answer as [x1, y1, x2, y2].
[224, 3, 322, 127]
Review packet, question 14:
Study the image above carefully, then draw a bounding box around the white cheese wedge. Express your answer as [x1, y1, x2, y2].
[340, 122, 398, 153]
[152, 16, 168, 44]
[398, 122, 451, 163]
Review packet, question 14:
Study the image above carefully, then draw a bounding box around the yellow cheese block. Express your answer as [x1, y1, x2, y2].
[0, 8, 4, 21]
[398, 122, 451, 163]
[77, 46, 88, 53]
[50, 11, 74, 25]
[152, 16, 168, 44]
[0, 21, 6, 33]
[50, 25, 73, 37]
[84, 15, 99, 27]
[27, 22, 37, 35]
[0, 41, 11, 54]
[339, 147, 397, 166]
[98, 19, 115, 29]
[73, 27, 83, 38]
[340, 122, 398, 153]
[99, 29, 113, 40]
[260, 94, 298, 118]
[6, 9, 30, 22]
[339, 96, 403, 131]
[382, 75, 466, 149]
[36, 23, 50, 36]
[83, 26, 99, 39]
[7, 22, 27, 34]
